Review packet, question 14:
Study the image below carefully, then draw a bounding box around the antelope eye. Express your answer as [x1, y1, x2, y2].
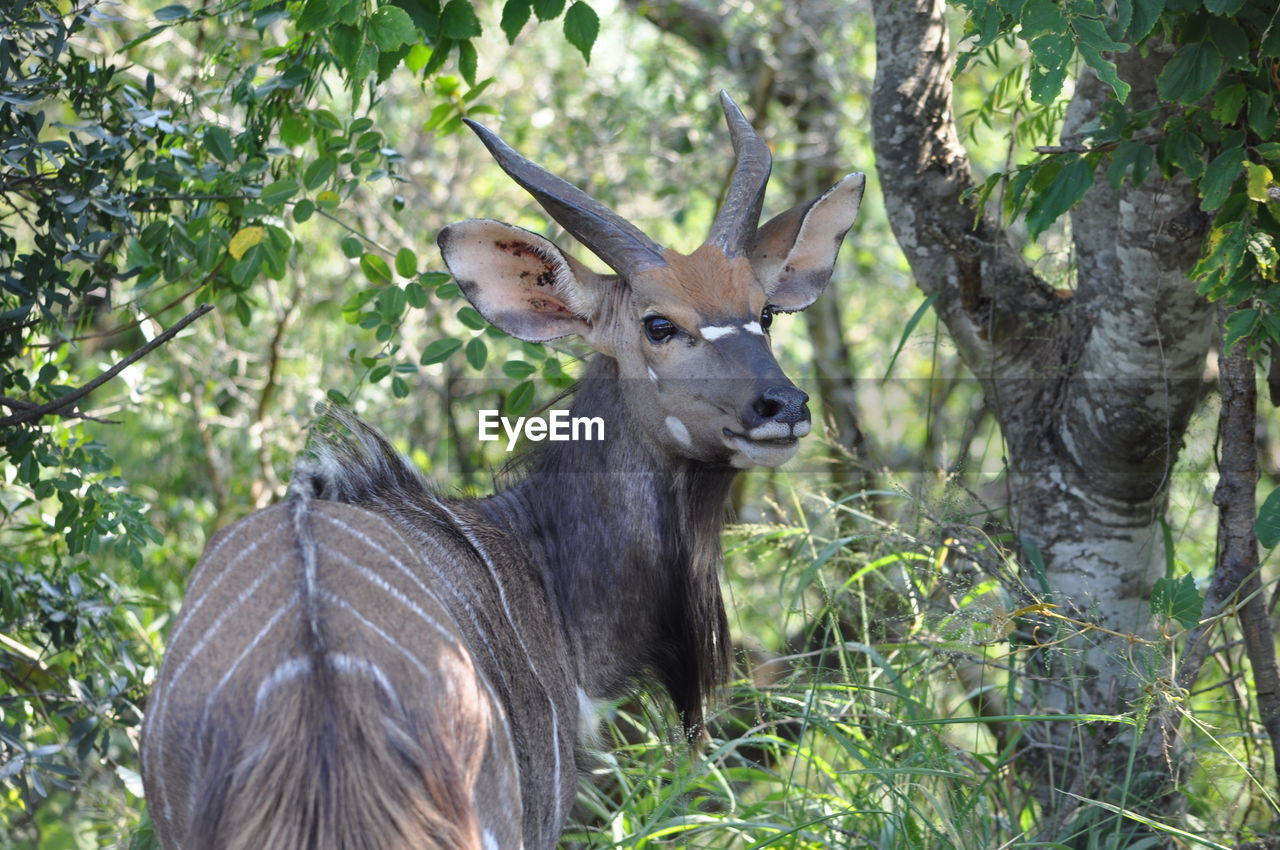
[643, 315, 678, 344]
[760, 305, 775, 331]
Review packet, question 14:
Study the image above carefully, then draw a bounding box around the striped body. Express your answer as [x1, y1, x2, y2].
[142, 493, 575, 849]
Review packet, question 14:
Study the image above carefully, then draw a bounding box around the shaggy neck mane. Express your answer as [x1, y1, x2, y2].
[301, 356, 739, 735]
[484, 356, 737, 733]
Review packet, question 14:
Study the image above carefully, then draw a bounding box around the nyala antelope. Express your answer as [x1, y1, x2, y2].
[141, 92, 864, 850]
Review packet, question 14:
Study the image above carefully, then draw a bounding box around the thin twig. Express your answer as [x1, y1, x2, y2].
[0, 303, 214, 428]
[0, 397, 120, 424]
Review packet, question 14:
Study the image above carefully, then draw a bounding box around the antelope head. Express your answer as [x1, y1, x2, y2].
[439, 92, 865, 468]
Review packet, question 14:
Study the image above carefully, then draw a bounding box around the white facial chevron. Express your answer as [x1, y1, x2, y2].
[700, 321, 766, 341]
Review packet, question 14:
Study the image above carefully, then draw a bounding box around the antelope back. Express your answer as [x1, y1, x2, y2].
[141, 493, 550, 849]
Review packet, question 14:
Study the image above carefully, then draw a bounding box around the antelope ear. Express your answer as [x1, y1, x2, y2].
[438, 220, 606, 343]
[750, 173, 865, 311]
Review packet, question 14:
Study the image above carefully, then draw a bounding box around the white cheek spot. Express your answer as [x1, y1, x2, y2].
[647, 367, 658, 384]
[742, 321, 764, 335]
[700, 325, 737, 341]
[665, 416, 692, 447]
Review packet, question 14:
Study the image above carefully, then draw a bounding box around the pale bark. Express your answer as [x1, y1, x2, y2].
[870, 0, 1213, 806]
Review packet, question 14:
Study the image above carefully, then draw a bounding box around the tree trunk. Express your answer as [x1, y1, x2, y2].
[869, 0, 1213, 810]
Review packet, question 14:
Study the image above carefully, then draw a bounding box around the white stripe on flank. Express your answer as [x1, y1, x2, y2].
[319, 509, 518, 790]
[321, 510, 506, 685]
[320, 590, 439, 684]
[326, 653, 402, 708]
[699, 325, 737, 341]
[325, 545, 458, 646]
[435, 502, 565, 842]
[742, 321, 764, 335]
[163, 518, 281, 660]
[253, 655, 312, 711]
[151, 540, 287, 826]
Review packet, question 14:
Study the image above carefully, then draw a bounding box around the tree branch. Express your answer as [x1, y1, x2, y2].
[869, 0, 1060, 381]
[1212, 308, 1280, 786]
[0, 303, 214, 428]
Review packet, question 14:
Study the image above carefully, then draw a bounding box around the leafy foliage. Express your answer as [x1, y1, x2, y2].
[957, 0, 1280, 351]
[0, 0, 595, 837]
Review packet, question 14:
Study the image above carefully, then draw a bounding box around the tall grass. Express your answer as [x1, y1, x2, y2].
[561, 487, 1278, 849]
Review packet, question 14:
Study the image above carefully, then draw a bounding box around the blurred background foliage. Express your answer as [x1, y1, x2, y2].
[1, 0, 1277, 847]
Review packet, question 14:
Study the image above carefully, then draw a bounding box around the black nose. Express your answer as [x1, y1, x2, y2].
[750, 385, 810, 425]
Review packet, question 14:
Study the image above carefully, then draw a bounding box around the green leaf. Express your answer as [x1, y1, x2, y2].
[378, 286, 407, 321]
[420, 338, 463, 364]
[1108, 140, 1153, 188]
[533, 0, 565, 19]
[465, 336, 488, 370]
[1026, 155, 1095, 239]
[1128, 0, 1162, 40]
[1246, 231, 1277, 277]
[1258, 486, 1280, 547]
[422, 102, 455, 131]
[1246, 163, 1274, 203]
[420, 270, 453, 287]
[501, 0, 532, 42]
[1204, 0, 1245, 14]
[563, 2, 599, 62]
[370, 5, 417, 50]
[360, 252, 393, 285]
[423, 38, 453, 74]
[1199, 146, 1243, 211]
[1211, 83, 1246, 124]
[458, 39, 478, 85]
[293, 199, 315, 223]
[330, 24, 364, 75]
[328, 388, 351, 405]
[505, 380, 535, 415]
[260, 178, 299, 206]
[1027, 34, 1072, 105]
[405, 281, 428, 308]
[341, 236, 364, 259]
[281, 114, 310, 146]
[395, 247, 418, 278]
[303, 155, 337, 190]
[297, 0, 336, 31]
[502, 360, 537, 378]
[1156, 41, 1222, 104]
[156, 3, 190, 19]
[406, 43, 432, 72]
[1248, 90, 1275, 138]
[1223, 306, 1258, 353]
[1258, 143, 1280, 163]
[1165, 129, 1205, 179]
[457, 306, 487, 329]
[1207, 18, 1250, 67]
[370, 364, 392, 383]
[342, 287, 378, 316]
[1019, 0, 1066, 39]
[440, 0, 481, 38]
[1072, 18, 1130, 101]
[1149, 574, 1204, 629]
[203, 126, 234, 163]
